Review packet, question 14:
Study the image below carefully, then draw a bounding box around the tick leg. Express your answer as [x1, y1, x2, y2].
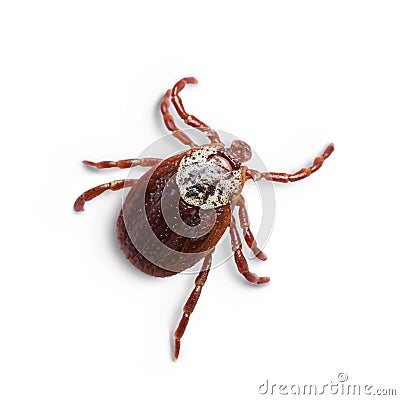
[160, 89, 197, 147]
[173, 254, 212, 361]
[237, 195, 267, 261]
[170, 77, 221, 144]
[246, 143, 334, 183]
[82, 157, 161, 170]
[230, 217, 270, 285]
[73, 179, 137, 212]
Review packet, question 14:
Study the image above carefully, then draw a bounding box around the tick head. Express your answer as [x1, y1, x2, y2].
[225, 140, 252, 164]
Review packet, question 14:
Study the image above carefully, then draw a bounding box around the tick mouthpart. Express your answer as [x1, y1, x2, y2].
[225, 140, 252, 164]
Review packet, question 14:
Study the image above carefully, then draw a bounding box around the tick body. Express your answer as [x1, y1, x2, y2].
[74, 77, 334, 360]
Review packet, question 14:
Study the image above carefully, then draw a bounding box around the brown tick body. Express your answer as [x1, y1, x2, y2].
[74, 77, 334, 360]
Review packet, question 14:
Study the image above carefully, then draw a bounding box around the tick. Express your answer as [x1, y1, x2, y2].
[74, 77, 334, 360]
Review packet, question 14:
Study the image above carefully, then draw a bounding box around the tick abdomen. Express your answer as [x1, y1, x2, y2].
[117, 149, 233, 277]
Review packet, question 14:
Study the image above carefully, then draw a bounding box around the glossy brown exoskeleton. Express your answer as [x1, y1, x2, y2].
[74, 77, 334, 360]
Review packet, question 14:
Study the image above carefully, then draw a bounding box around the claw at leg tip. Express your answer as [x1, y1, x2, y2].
[73, 197, 85, 212]
[82, 160, 94, 166]
[256, 251, 268, 261]
[173, 340, 180, 361]
[185, 77, 198, 84]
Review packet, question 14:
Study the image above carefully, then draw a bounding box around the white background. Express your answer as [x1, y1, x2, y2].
[1, 1, 399, 399]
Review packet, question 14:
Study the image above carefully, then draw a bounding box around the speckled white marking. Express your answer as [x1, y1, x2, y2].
[176, 146, 242, 209]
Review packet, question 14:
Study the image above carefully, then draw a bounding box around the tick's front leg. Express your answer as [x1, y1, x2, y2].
[170, 77, 221, 144]
[247, 143, 334, 183]
[160, 88, 197, 147]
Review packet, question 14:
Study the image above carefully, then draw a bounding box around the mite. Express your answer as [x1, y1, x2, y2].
[74, 77, 334, 360]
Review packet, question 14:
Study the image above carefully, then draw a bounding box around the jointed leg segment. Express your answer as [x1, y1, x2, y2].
[170, 77, 222, 144]
[247, 143, 334, 183]
[82, 158, 161, 170]
[160, 89, 197, 147]
[230, 217, 270, 285]
[173, 254, 212, 361]
[236, 195, 267, 261]
[74, 179, 137, 211]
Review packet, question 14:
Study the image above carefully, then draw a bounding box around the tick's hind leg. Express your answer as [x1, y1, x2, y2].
[230, 216, 270, 285]
[173, 254, 212, 361]
[74, 179, 137, 212]
[237, 195, 267, 261]
[160, 89, 197, 147]
[170, 77, 221, 144]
